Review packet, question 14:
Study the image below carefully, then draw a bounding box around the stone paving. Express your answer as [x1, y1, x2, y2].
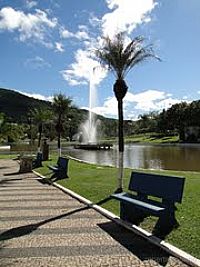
[0, 159, 189, 267]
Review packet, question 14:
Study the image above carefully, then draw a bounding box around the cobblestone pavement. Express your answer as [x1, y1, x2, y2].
[0, 159, 189, 267]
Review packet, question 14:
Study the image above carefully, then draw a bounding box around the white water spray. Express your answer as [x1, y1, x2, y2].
[80, 69, 99, 143]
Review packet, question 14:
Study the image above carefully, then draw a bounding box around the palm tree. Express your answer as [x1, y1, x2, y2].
[52, 93, 73, 156]
[95, 32, 160, 193]
[31, 108, 52, 152]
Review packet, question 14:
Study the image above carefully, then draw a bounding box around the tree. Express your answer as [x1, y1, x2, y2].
[95, 32, 159, 192]
[165, 102, 188, 140]
[52, 93, 73, 156]
[138, 112, 159, 133]
[31, 108, 52, 152]
[0, 112, 5, 127]
[0, 121, 25, 143]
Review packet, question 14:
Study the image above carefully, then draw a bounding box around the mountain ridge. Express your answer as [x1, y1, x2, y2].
[0, 88, 52, 122]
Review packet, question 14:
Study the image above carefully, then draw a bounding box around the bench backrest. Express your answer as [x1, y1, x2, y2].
[57, 157, 69, 170]
[36, 152, 43, 162]
[129, 172, 185, 203]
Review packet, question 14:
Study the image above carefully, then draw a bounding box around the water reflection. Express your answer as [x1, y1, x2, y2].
[64, 144, 200, 171]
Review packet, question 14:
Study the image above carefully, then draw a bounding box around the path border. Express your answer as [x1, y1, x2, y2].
[33, 170, 200, 267]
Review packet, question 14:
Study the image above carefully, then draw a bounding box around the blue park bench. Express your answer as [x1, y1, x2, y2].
[48, 157, 69, 181]
[111, 171, 185, 235]
[32, 152, 43, 169]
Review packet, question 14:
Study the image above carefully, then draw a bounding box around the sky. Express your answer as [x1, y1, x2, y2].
[0, 0, 200, 120]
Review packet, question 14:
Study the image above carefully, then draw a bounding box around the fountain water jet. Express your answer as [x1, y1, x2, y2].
[79, 70, 98, 143]
[85, 75, 97, 143]
[74, 69, 113, 150]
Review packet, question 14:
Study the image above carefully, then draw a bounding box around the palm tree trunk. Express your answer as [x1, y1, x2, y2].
[57, 115, 62, 157]
[116, 98, 124, 193]
[118, 99, 124, 152]
[38, 131, 42, 152]
[58, 131, 61, 157]
[38, 124, 42, 152]
[113, 79, 127, 193]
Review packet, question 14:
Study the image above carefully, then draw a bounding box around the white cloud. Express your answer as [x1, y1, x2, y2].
[60, 27, 74, 38]
[90, 89, 185, 120]
[25, 1, 37, 9]
[55, 42, 64, 52]
[91, 96, 118, 117]
[124, 90, 184, 119]
[61, 49, 107, 86]
[60, 26, 90, 41]
[15, 90, 53, 101]
[78, 25, 89, 31]
[0, 7, 57, 45]
[126, 90, 166, 111]
[102, 0, 157, 38]
[89, 15, 101, 28]
[75, 30, 90, 40]
[61, 0, 157, 87]
[25, 56, 51, 69]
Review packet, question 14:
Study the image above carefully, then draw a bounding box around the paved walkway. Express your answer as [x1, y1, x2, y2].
[0, 159, 189, 267]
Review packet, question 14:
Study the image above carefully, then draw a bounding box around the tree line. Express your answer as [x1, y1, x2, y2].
[0, 93, 81, 146]
[131, 100, 200, 141]
[1, 96, 200, 145]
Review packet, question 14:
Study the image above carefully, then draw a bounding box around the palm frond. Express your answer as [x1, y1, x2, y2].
[95, 32, 160, 79]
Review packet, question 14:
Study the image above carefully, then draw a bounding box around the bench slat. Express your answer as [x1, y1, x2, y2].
[111, 192, 165, 215]
[129, 172, 185, 203]
[48, 166, 58, 171]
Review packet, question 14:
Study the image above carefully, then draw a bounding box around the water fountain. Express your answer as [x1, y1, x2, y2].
[80, 75, 98, 143]
[74, 70, 112, 150]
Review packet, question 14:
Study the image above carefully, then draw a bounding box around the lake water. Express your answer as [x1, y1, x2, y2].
[63, 143, 200, 171]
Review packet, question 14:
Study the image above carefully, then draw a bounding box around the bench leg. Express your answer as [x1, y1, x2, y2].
[120, 202, 146, 225]
[50, 171, 68, 181]
[153, 211, 179, 238]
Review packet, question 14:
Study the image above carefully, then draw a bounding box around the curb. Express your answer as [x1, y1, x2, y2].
[33, 170, 200, 267]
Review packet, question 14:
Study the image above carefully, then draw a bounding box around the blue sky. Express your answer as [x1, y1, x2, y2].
[0, 0, 200, 120]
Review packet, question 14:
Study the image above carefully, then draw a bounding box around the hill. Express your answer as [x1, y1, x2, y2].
[0, 88, 122, 138]
[0, 88, 51, 123]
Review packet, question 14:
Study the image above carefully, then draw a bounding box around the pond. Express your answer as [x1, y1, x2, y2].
[63, 143, 200, 171]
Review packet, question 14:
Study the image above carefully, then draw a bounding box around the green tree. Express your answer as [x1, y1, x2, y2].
[0, 121, 25, 143]
[31, 108, 52, 152]
[0, 112, 5, 128]
[52, 93, 73, 156]
[188, 100, 200, 127]
[95, 33, 159, 192]
[165, 102, 188, 140]
[138, 112, 159, 133]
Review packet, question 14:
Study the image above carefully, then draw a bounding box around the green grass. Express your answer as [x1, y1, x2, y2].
[125, 134, 179, 144]
[36, 155, 200, 259]
[0, 153, 18, 159]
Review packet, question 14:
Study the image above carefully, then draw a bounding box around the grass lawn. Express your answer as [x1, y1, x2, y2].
[125, 135, 179, 143]
[35, 154, 200, 259]
[104, 133, 179, 144]
[0, 153, 18, 159]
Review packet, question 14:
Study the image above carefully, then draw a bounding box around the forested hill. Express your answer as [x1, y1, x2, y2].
[0, 88, 121, 141]
[0, 88, 118, 131]
[0, 88, 51, 122]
